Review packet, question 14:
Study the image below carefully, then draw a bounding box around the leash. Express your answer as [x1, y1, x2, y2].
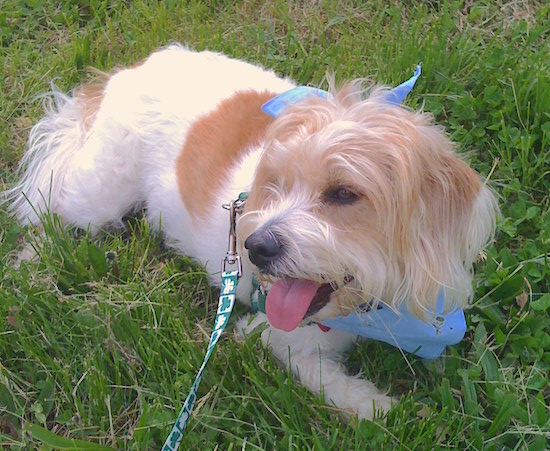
[161, 195, 246, 451]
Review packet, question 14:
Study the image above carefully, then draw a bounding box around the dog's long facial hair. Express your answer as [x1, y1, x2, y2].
[238, 84, 497, 331]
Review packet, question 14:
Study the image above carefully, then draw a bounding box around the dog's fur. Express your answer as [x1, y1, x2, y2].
[4, 45, 498, 419]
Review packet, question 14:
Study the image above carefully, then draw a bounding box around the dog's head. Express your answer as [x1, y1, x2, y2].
[237, 83, 498, 331]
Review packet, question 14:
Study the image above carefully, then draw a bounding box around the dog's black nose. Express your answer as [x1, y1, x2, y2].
[244, 228, 282, 270]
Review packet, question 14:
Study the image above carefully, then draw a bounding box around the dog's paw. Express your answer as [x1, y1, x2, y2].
[353, 392, 396, 420]
[234, 315, 396, 421]
[234, 315, 250, 342]
[324, 375, 396, 421]
[14, 240, 40, 268]
[234, 313, 268, 342]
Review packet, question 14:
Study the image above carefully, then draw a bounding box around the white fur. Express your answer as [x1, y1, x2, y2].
[4, 44, 498, 419]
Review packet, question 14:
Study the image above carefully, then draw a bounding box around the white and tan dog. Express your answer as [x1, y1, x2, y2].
[5, 45, 498, 419]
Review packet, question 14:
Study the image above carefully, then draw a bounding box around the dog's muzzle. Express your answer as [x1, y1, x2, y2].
[244, 228, 282, 271]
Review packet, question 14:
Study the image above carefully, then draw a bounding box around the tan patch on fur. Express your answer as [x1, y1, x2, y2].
[76, 70, 110, 130]
[177, 90, 276, 219]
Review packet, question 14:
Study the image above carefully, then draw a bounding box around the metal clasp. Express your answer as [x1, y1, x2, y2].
[221, 193, 248, 276]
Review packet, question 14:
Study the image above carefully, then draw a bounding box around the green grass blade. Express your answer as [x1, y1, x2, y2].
[27, 423, 116, 450]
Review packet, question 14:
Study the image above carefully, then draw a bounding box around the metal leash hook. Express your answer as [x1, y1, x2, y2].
[222, 193, 247, 276]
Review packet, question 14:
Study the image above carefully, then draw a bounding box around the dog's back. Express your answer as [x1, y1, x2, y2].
[4, 45, 292, 233]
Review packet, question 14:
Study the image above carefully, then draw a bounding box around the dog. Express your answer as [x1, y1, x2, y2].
[4, 44, 498, 419]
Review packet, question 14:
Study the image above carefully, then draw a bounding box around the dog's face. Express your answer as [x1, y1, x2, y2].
[238, 85, 497, 331]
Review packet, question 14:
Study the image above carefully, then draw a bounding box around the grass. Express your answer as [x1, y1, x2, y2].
[1, 0, 549, 449]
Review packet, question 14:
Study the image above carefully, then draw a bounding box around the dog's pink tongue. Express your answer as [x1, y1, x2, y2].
[266, 279, 321, 332]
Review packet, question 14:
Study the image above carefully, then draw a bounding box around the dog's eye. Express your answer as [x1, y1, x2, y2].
[325, 187, 359, 205]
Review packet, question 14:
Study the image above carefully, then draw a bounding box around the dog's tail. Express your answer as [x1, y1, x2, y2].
[4, 70, 145, 231]
[4, 86, 95, 226]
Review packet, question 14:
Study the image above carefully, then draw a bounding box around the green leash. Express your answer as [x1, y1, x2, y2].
[161, 269, 239, 450]
[162, 196, 246, 450]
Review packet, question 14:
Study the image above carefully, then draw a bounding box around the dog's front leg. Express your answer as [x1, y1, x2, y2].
[237, 314, 394, 420]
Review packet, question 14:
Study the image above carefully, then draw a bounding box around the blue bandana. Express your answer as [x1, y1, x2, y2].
[262, 65, 421, 117]
[255, 65, 467, 359]
[320, 291, 465, 360]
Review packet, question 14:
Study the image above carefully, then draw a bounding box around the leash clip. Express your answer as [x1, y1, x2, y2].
[221, 193, 247, 276]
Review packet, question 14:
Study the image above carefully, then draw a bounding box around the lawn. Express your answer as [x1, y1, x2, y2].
[1, 1, 549, 449]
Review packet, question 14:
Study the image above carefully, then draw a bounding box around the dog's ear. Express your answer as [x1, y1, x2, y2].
[394, 115, 498, 317]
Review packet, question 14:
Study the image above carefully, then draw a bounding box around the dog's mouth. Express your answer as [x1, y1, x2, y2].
[265, 276, 352, 332]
